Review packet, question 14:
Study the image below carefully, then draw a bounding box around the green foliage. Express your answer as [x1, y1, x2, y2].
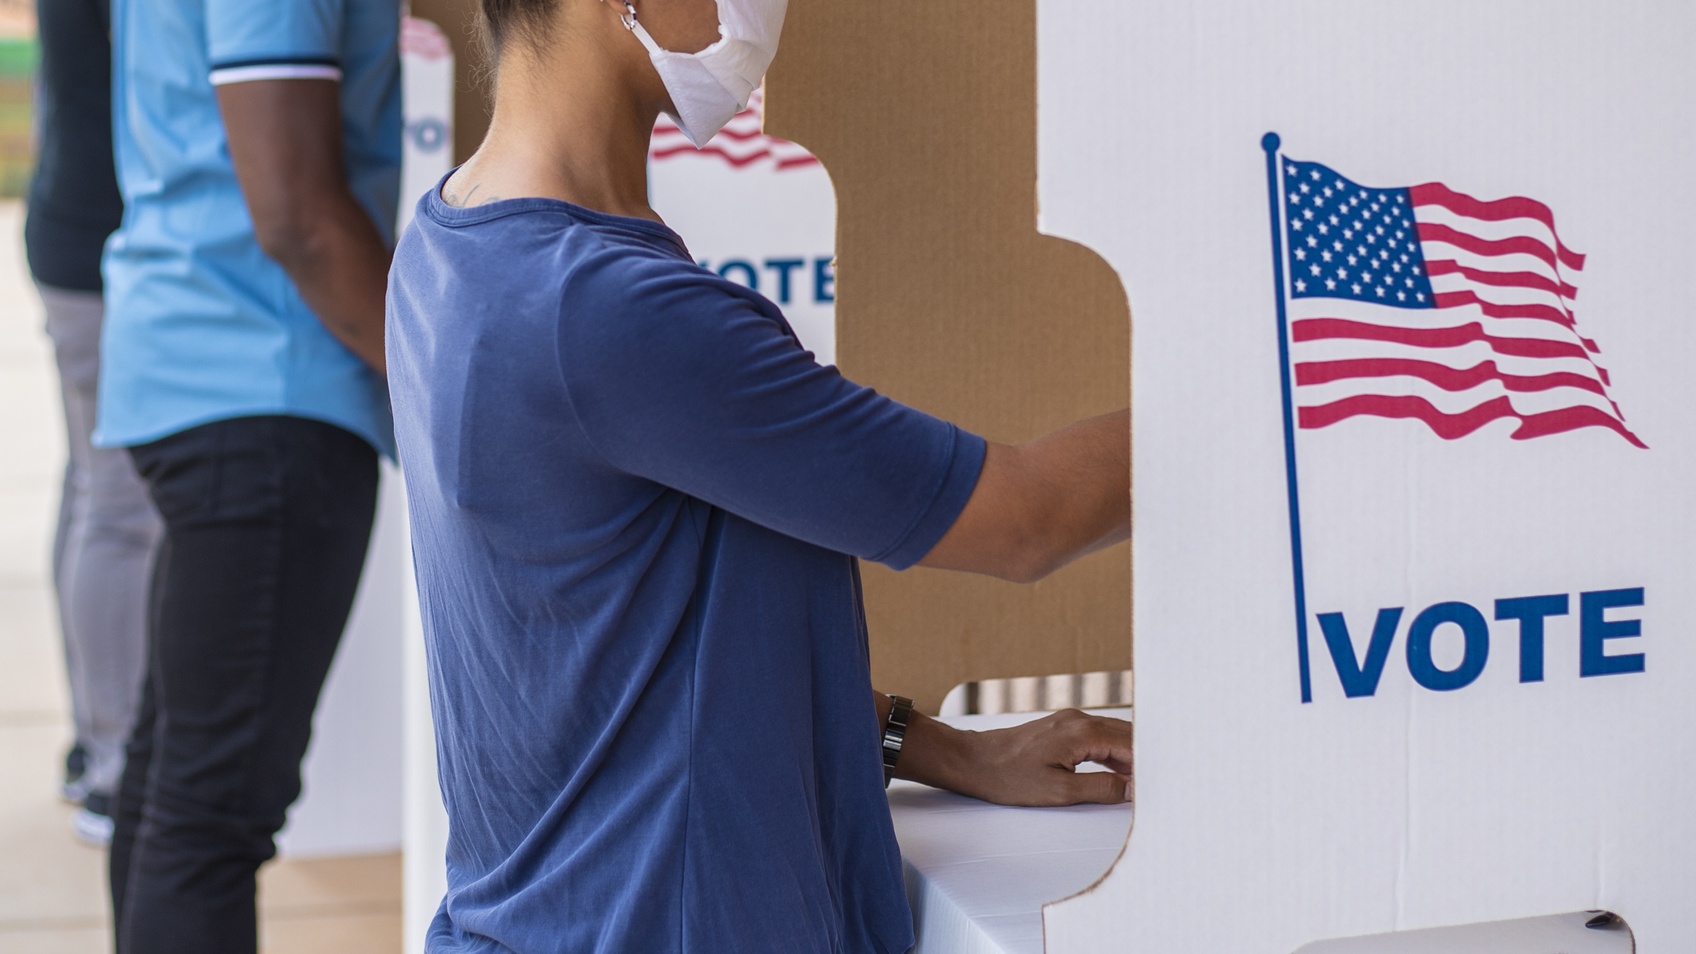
[0, 38, 37, 197]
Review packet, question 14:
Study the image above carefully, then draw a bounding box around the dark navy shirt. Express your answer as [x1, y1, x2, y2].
[25, 0, 120, 292]
[387, 183, 986, 954]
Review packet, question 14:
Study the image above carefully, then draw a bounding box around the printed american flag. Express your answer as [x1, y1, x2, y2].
[650, 89, 821, 172]
[400, 16, 452, 60]
[1278, 156, 1644, 448]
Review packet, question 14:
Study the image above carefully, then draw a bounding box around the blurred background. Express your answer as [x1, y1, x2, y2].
[0, 0, 35, 199]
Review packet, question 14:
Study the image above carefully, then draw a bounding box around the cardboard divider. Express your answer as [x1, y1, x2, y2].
[764, 0, 1131, 710]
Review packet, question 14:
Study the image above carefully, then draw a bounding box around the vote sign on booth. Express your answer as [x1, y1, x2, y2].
[1034, 3, 1696, 950]
[1266, 143, 1649, 707]
[648, 90, 837, 364]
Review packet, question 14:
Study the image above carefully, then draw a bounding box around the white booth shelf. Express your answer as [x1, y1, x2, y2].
[890, 710, 1134, 954]
[894, 711, 1634, 954]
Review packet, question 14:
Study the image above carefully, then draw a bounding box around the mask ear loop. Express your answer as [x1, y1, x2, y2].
[617, 0, 664, 55]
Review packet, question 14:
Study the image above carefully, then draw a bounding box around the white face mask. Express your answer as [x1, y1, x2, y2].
[620, 0, 788, 148]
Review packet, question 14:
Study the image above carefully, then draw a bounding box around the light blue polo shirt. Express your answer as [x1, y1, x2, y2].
[97, 0, 401, 455]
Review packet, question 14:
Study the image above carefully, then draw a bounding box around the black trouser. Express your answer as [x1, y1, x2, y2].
[109, 416, 377, 954]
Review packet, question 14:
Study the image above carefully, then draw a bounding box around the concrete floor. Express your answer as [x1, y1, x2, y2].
[0, 201, 402, 953]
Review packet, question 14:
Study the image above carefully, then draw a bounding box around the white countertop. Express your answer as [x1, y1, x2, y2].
[888, 710, 1134, 954]
[889, 709, 1633, 954]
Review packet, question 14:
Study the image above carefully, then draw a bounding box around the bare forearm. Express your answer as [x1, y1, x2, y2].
[919, 408, 1130, 582]
[1014, 409, 1131, 571]
[874, 691, 1133, 806]
[217, 79, 390, 373]
[268, 200, 392, 372]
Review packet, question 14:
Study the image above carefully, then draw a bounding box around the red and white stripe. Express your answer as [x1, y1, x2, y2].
[1290, 182, 1645, 448]
[650, 89, 821, 172]
[401, 16, 453, 61]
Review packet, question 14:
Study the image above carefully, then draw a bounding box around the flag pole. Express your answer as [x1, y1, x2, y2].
[1262, 132, 1314, 704]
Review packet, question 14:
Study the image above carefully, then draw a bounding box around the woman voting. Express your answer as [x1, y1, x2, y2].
[387, 0, 1133, 950]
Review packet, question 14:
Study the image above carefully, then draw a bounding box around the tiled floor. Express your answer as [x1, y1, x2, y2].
[0, 201, 402, 953]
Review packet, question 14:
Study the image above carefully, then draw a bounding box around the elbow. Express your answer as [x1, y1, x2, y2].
[252, 203, 330, 272]
[999, 554, 1064, 585]
[991, 525, 1069, 585]
[996, 524, 1129, 584]
[994, 562, 1048, 586]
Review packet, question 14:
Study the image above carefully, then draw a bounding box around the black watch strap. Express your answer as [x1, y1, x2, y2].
[881, 694, 914, 788]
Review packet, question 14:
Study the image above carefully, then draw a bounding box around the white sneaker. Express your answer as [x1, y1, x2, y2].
[60, 777, 92, 805]
[72, 793, 114, 848]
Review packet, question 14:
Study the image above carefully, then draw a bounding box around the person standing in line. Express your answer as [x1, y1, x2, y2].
[24, 0, 162, 847]
[98, 0, 400, 951]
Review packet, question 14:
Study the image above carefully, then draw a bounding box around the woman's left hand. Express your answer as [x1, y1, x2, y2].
[900, 707, 1133, 807]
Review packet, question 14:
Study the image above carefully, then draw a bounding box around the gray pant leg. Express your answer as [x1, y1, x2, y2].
[52, 436, 79, 752]
[41, 283, 162, 797]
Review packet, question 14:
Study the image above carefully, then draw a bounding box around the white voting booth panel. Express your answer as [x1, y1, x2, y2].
[273, 467, 406, 858]
[274, 18, 454, 860]
[892, 711, 1135, 954]
[1034, 2, 1696, 951]
[892, 714, 1627, 954]
[395, 18, 455, 235]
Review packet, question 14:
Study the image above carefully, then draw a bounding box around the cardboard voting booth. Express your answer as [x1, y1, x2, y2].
[1029, 2, 1693, 950]
[781, 1, 1689, 949]
[403, 0, 1691, 949]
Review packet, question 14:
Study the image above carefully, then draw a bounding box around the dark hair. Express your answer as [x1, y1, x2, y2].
[479, 0, 559, 58]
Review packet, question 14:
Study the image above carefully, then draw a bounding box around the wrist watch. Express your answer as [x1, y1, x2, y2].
[882, 694, 914, 788]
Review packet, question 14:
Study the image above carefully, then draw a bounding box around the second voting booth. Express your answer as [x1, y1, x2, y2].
[404, 0, 1694, 949]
